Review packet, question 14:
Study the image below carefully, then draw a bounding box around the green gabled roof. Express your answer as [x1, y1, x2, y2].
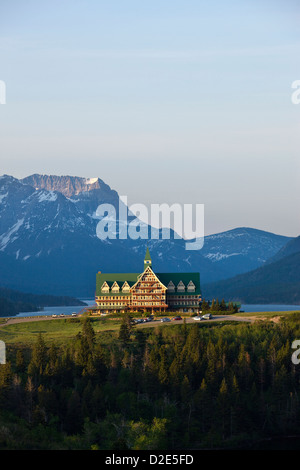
[144, 247, 151, 261]
[96, 272, 139, 296]
[96, 270, 201, 297]
[156, 272, 201, 296]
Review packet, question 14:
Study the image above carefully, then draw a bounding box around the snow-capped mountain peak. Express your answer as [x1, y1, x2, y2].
[0, 174, 293, 296]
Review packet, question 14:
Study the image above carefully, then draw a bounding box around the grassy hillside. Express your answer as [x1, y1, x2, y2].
[0, 317, 120, 346]
[0, 311, 298, 347]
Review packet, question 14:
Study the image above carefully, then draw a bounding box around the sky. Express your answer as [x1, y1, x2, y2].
[0, 0, 299, 237]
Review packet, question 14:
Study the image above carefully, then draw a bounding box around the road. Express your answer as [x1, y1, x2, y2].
[0, 314, 75, 327]
[136, 315, 253, 327]
[0, 313, 253, 329]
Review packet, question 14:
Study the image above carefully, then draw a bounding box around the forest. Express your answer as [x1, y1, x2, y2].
[1, 313, 300, 449]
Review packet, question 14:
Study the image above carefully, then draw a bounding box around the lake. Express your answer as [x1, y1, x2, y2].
[241, 304, 300, 313]
[14, 302, 300, 317]
[15, 299, 95, 317]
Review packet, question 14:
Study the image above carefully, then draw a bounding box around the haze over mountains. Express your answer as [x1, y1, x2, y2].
[0, 173, 297, 301]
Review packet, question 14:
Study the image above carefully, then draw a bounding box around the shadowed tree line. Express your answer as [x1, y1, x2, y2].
[1, 314, 300, 449]
[201, 298, 239, 313]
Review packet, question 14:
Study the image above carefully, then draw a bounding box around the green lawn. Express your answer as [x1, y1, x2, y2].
[236, 310, 300, 319]
[0, 317, 121, 347]
[1, 311, 299, 348]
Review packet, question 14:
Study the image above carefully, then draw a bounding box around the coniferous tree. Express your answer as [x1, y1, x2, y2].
[82, 316, 96, 348]
[28, 333, 47, 378]
[15, 350, 25, 373]
[158, 347, 169, 386]
[65, 390, 83, 434]
[119, 315, 131, 347]
[217, 378, 230, 439]
[25, 376, 35, 424]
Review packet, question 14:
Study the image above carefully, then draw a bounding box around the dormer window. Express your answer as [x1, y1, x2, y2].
[187, 281, 195, 292]
[122, 281, 130, 293]
[101, 281, 109, 293]
[111, 281, 120, 293]
[177, 281, 185, 292]
[167, 281, 175, 292]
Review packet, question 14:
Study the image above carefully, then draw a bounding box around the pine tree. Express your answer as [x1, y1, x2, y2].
[82, 316, 96, 348]
[15, 350, 25, 373]
[194, 378, 209, 433]
[119, 315, 131, 347]
[181, 318, 187, 339]
[0, 362, 12, 403]
[217, 378, 229, 439]
[28, 333, 47, 377]
[158, 347, 169, 386]
[25, 376, 35, 423]
[65, 390, 83, 434]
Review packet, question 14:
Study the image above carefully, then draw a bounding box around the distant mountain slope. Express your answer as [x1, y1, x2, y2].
[202, 250, 300, 304]
[0, 174, 293, 296]
[0, 287, 86, 316]
[0, 297, 37, 317]
[201, 227, 291, 273]
[267, 235, 300, 263]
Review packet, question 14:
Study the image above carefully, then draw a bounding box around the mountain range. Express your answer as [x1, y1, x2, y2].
[0, 173, 296, 301]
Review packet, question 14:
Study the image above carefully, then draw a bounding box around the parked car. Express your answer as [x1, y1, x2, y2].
[193, 315, 203, 321]
[201, 313, 212, 320]
[59, 313, 65, 317]
[160, 317, 171, 322]
[52, 314, 58, 318]
[71, 312, 77, 317]
[172, 316, 182, 321]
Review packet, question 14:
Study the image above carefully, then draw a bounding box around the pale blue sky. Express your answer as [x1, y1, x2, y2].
[0, 0, 299, 236]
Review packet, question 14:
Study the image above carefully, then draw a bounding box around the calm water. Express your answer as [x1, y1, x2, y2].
[15, 299, 95, 317]
[13, 302, 300, 317]
[241, 304, 300, 313]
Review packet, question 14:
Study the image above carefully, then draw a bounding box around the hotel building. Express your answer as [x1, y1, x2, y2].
[95, 248, 202, 314]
